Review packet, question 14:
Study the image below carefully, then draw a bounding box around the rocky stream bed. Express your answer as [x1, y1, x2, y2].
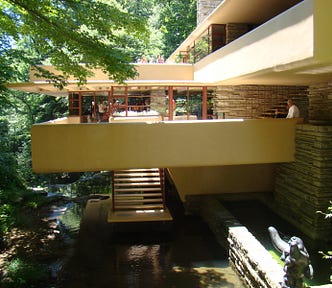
[0, 172, 112, 287]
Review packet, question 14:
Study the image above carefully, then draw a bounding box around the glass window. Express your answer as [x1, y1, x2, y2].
[68, 93, 80, 116]
[69, 86, 215, 122]
[184, 24, 226, 63]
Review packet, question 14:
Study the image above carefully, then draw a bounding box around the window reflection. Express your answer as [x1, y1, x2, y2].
[68, 86, 215, 122]
[178, 24, 226, 63]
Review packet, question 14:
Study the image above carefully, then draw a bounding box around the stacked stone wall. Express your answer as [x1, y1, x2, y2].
[211, 83, 332, 241]
[214, 85, 308, 119]
[197, 0, 222, 24]
[308, 83, 332, 124]
[229, 227, 284, 288]
[273, 83, 332, 240]
[185, 196, 285, 288]
[274, 124, 332, 240]
[226, 23, 252, 44]
[150, 89, 167, 116]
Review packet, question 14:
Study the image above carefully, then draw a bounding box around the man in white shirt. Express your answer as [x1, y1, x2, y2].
[286, 99, 300, 118]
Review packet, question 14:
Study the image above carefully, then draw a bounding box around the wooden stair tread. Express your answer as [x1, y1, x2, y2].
[114, 177, 161, 182]
[114, 182, 161, 187]
[114, 172, 159, 177]
[112, 168, 165, 213]
[115, 169, 159, 172]
[115, 198, 163, 204]
[114, 187, 161, 192]
[115, 204, 164, 210]
[108, 208, 172, 223]
[114, 193, 162, 197]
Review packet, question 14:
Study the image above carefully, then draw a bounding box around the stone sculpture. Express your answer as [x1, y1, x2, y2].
[268, 226, 313, 288]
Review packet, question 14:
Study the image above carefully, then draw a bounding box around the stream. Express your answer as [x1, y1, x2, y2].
[44, 176, 331, 287]
[44, 175, 243, 288]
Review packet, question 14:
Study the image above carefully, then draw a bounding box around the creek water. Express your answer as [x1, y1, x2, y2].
[49, 186, 243, 288]
[47, 179, 331, 287]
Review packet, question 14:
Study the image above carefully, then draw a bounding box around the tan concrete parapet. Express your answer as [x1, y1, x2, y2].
[29, 63, 194, 82]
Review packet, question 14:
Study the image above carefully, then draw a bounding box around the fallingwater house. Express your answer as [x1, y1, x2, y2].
[8, 0, 332, 285]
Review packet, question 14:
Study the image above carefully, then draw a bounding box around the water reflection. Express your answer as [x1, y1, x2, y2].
[57, 199, 243, 288]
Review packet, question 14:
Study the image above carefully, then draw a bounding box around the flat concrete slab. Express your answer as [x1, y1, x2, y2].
[108, 207, 173, 223]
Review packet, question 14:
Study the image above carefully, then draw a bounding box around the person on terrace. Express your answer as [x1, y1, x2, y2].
[98, 101, 106, 122]
[140, 55, 147, 63]
[286, 99, 300, 118]
[157, 55, 164, 63]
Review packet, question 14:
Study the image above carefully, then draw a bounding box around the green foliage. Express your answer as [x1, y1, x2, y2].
[117, 0, 197, 61]
[116, 0, 164, 62]
[0, 0, 149, 86]
[2, 258, 48, 288]
[0, 116, 24, 239]
[0, 204, 17, 235]
[317, 202, 332, 282]
[155, 0, 197, 58]
[268, 249, 284, 265]
[0, 118, 25, 192]
[319, 202, 332, 219]
[0, 87, 68, 238]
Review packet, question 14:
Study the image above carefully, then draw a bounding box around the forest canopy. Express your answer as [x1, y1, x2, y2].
[0, 0, 150, 87]
[0, 0, 196, 88]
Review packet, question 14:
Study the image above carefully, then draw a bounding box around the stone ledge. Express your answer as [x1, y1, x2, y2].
[186, 196, 285, 288]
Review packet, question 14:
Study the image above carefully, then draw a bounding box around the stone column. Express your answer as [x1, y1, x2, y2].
[150, 89, 167, 117]
[197, 0, 223, 25]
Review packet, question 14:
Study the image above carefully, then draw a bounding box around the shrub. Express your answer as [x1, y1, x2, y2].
[317, 201, 332, 283]
[1, 258, 48, 288]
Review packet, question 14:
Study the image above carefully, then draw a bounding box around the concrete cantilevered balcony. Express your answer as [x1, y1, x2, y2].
[193, 0, 332, 85]
[31, 118, 299, 173]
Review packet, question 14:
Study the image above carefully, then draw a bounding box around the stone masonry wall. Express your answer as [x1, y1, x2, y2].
[211, 83, 332, 241]
[150, 89, 167, 116]
[308, 83, 332, 124]
[197, 0, 222, 24]
[226, 23, 252, 44]
[229, 227, 284, 288]
[274, 124, 332, 240]
[274, 83, 332, 240]
[214, 85, 308, 120]
[186, 196, 285, 288]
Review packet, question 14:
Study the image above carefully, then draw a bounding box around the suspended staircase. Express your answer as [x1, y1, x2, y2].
[108, 168, 173, 223]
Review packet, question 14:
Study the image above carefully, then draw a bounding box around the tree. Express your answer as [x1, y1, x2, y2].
[0, 116, 27, 243]
[0, 0, 149, 88]
[117, 0, 197, 61]
[116, 0, 165, 62]
[155, 0, 196, 58]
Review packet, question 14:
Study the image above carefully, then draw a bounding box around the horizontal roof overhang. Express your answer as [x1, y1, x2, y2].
[7, 80, 210, 97]
[167, 0, 303, 62]
[7, 64, 203, 97]
[193, 0, 332, 86]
